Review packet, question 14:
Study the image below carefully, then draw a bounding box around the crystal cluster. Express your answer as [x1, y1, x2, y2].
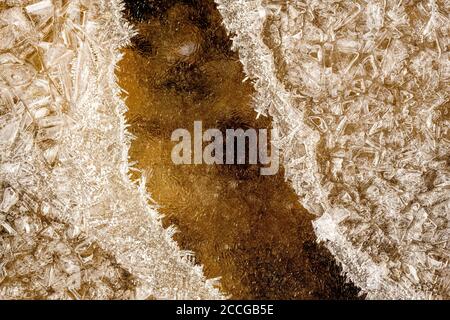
[0, 0, 223, 299]
[215, 0, 449, 299]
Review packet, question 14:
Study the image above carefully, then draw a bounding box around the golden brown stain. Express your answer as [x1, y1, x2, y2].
[117, 0, 362, 299]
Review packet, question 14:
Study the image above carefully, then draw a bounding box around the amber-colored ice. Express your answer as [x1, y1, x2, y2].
[118, 0, 360, 299]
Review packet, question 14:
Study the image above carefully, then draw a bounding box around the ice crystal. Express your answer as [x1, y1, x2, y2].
[215, 0, 449, 299]
[0, 0, 223, 299]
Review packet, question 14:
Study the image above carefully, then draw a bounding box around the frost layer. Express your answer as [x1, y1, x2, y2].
[0, 0, 223, 299]
[215, 0, 449, 299]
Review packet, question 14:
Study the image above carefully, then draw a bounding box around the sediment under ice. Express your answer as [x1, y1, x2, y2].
[215, 0, 449, 299]
[0, 0, 448, 300]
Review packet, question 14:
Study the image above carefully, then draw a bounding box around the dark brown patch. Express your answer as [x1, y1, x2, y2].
[119, 0, 362, 300]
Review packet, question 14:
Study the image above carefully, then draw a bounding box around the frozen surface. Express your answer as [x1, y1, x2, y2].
[215, 0, 449, 299]
[1, 0, 448, 300]
[0, 0, 222, 299]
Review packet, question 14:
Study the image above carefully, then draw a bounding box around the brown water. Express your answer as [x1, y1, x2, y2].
[117, 0, 361, 299]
